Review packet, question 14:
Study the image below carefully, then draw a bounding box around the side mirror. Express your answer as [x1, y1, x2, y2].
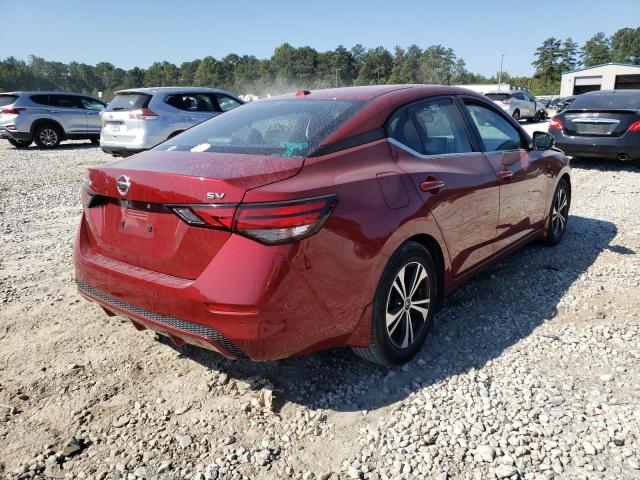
[532, 131, 555, 151]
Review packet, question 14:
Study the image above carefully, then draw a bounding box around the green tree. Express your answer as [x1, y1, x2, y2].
[581, 32, 612, 66]
[559, 38, 580, 72]
[610, 27, 640, 64]
[532, 37, 562, 84]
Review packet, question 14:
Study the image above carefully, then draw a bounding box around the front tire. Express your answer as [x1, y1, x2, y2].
[542, 178, 570, 246]
[33, 124, 62, 149]
[513, 110, 521, 121]
[90, 136, 100, 145]
[8, 138, 32, 149]
[353, 242, 438, 367]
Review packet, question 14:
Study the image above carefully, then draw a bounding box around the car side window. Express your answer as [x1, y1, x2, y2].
[166, 94, 216, 112]
[80, 97, 105, 111]
[51, 95, 82, 108]
[408, 98, 472, 155]
[464, 102, 523, 151]
[31, 95, 51, 106]
[388, 109, 423, 153]
[217, 95, 242, 112]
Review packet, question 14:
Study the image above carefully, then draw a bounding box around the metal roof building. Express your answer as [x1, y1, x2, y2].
[560, 63, 640, 96]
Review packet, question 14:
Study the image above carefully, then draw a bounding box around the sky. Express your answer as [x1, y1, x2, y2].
[1, 0, 638, 77]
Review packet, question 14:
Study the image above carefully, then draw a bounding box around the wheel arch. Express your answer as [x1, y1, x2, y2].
[403, 234, 446, 308]
[31, 118, 66, 139]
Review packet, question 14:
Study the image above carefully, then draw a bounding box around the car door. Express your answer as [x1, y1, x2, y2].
[79, 97, 105, 134]
[172, 93, 219, 128]
[461, 99, 547, 252]
[388, 96, 500, 278]
[49, 95, 87, 134]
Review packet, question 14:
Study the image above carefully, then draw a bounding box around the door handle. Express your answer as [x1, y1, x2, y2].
[49, 109, 61, 113]
[497, 169, 514, 179]
[419, 179, 445, 192]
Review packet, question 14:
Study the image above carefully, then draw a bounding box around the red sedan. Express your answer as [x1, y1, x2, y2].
[75, 85, 571, 366]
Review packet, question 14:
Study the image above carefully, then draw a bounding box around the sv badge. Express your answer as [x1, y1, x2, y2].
[206, 192, 226, 200]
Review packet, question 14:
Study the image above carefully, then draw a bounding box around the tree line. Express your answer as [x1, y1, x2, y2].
[0, 27, 637, 100]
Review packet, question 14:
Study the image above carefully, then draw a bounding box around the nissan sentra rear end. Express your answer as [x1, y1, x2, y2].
[75, 96, 369, 360]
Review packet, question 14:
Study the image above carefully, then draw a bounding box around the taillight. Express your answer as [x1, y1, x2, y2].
[129, 107, 158, 120]
[172, 204, 236, 230]
[502, 99, 511, 105]
[169, 196, 337, 245]
[628, 120, 640, 132]
[0, 108, 25, 114]
[549, 117, 563, 130]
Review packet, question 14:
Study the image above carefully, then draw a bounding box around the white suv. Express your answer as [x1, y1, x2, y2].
[485, 90, 545, 122]
[100, 87, 244, 156]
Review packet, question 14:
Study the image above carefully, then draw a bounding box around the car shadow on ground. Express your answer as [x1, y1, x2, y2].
[169, 215, 617, 412]
[5, 142, 98, 152]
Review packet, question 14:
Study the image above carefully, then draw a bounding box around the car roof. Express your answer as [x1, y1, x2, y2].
[0, 91, 97, 96]
[115, 87, 234, 95]
[581, 89, 640, 96]
[268, 85, 488, 149]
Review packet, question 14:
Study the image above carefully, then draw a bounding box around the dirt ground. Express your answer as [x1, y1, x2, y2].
[1, 122, 639, 479]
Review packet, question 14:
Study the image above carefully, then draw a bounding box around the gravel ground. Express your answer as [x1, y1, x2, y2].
[1, 123, 639, 480]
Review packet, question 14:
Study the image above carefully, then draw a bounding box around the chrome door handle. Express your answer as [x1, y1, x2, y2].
[419, 180, 445, 192]
[497, 169, 514, 179]
[49, 109, 61, 113]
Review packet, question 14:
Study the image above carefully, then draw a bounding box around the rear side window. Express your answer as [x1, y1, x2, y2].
[31, 95, 51, 106]
[409, 98, 472, 155]
[388, 110, 422, 152]
[166, 93, 217, 112]
[570, 92, 640, 110]
[217, 95, 242, 112]
[155, 99, 364, 157]
[50, 95, 82, 108]
[465, 102, 523, 151]
[0, 95, 18, 106]
[106, 93, 151, 111]
[486, 93, 510, 102]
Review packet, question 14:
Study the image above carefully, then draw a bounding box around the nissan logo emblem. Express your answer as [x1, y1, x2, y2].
[116, 175, 131, 196]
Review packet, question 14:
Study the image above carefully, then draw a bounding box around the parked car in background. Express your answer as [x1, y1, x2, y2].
[0, 91, 105, 149]
[76, 85, 570, 366]
[555, 96, 576, 113]
[100, 87, 244, 156]
[485, 90, 546, 122]
[549, 89, 640, 162]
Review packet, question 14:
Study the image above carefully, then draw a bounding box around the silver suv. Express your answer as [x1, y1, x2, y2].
[100, 87, 244, 156]
[0, 91, 105, 149]
[485, 90, 545, 122]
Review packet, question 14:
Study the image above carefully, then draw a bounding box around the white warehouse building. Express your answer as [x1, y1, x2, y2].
[560, 63, 640, 96]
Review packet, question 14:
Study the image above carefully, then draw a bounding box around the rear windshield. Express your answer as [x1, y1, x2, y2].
[486, 93, 510, 101]
[0, 95, 18, 107]
[570, 92, 640, 110]
[154, 99, 365, 157]
[106, 93, 151, 111]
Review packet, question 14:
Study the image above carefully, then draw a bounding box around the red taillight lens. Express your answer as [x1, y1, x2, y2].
[171, 205, 236, 230]
[170, 196, 337, 245]
[0, 108, 25, 114]
[234, 196, 337, 245]
[502, 99, 511, 105]
[628, 120, 640, 132]
[549, 117, 563, 130]
[129, 107, 158, 120]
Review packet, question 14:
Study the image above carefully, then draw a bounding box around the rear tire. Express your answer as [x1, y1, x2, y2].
[513, 110, 521, 121]
[353, 241, 438, 367]
[542, 178, 570, 246]
[8, 138, 32, 149]
[33, 123, 62, 149]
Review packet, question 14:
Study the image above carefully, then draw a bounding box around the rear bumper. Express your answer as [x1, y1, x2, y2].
[74, 213, 374, 360]
[0, 127, 31, 142]
[550, 130, 640, 161]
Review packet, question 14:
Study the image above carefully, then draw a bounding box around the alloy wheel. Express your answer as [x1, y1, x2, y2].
[385, 261, 431, 349]
[551, 187, 568, 238]
[39, 128, 58, 146]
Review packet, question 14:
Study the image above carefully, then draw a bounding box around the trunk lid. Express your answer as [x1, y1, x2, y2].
[561, 109, 640, 137]
[83, 150, 303, 279]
